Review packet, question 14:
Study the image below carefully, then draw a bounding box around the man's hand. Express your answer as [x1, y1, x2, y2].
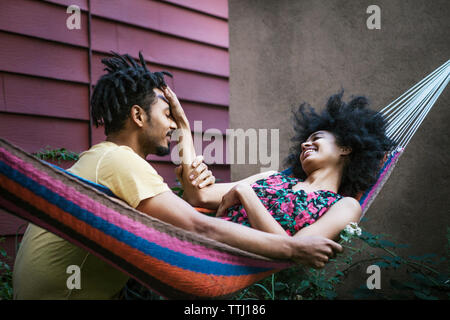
[289, 236, 343, 269]
[162, 85, 188, 129]
[175, 155, 215, 189]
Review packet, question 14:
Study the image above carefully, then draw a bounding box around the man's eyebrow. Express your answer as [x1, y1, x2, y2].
[157, 94, 170, 105]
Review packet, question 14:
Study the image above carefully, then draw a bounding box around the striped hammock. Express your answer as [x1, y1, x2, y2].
[0, 59, 448, 299]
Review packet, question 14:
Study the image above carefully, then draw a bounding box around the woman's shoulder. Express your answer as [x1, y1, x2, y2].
[334, 196, 362, 217]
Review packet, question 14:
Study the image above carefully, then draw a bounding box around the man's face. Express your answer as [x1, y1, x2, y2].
[141, 88, 177, 156]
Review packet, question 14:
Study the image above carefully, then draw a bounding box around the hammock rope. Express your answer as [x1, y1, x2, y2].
[381, 60, 449, 149]
[0, 59, 448, 299]
[356, 59, 449, 217]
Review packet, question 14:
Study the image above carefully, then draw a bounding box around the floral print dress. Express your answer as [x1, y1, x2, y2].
[221, 172, 344, 236]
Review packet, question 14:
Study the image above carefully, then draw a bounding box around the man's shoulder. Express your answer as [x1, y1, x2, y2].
[98, 143, 156, 172]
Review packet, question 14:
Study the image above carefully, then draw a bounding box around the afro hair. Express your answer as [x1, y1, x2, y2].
[284, 91, 395, 197]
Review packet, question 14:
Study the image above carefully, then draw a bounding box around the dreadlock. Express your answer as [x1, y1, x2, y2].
[91, 51, 172, 135]
[284, 91, 395, 197]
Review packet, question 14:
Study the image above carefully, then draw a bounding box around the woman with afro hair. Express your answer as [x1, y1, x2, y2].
[181, 91, 394, 242]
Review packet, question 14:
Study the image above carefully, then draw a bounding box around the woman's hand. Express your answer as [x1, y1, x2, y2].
[216, 184, 250, 217]
[175, 155, 216, 189]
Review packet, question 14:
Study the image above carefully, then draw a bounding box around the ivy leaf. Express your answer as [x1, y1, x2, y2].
[413, 290, 438, 300]
[377, 239, 398, 248]
[374, 261, 390, 268]
[296, 280, 310, 294]
[323, 290, 337, 300]
[410, 272, 436, 287]
[274, 282, 288, 292]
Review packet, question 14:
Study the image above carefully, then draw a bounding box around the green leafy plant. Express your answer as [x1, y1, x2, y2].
[235, 221, 449, 300]
[0, 237, 13, 300]
[33, 146, 80, 163]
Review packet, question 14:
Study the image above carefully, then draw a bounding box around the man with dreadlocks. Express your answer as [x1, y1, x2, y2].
[13, 52, 342, 300]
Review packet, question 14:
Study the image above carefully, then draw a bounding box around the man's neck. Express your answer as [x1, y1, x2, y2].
[106, 133, 147, 159]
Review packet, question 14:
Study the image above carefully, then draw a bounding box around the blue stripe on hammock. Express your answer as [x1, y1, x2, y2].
[0, 160, 271, 276]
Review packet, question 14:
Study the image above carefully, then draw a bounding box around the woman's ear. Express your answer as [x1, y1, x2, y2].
[341, 146, 352, 156]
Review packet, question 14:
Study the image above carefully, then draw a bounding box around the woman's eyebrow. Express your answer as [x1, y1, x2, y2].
[307, 132, 323, 140]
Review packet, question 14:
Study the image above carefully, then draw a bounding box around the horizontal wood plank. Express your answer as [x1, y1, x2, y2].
[182, 102, 229, 133]
[0, 209, 28, 236]
[92, 53, 229, 106]
[90, 0, 229, 48]
[0, 113, 89, 153]
[159, 0, 228, 19]
[43, 0, 89, 11]
[0, 74, 5, 110]
[0, 32, 89, 83]
[0, 73, 89, 120]
[92, 17, 229, 77]
[0, 0, 88, 47]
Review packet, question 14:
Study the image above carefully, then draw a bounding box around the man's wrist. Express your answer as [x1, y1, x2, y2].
[176, 119, 190, 131]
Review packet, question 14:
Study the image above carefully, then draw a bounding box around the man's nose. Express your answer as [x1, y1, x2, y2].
[170, 118, 178, 129]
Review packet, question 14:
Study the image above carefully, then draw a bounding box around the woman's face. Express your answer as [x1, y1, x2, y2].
[299, 130, 351, 173]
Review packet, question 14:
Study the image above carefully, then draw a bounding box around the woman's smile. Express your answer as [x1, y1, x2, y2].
[303, 149, 317, 159]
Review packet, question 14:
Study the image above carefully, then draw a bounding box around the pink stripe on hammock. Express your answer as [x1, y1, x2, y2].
[1, 147, 290, 269]
[360, 148, 403, 212]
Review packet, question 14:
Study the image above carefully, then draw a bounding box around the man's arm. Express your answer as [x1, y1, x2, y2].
[136, 190, 343, 268]
[163, 85, 277, 209]
[182, 170, 278, 209]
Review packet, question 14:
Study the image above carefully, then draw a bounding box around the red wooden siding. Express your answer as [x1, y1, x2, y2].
[91, 18, 229, 77]
[0, 113, 90, 153]
[160, 0, 228, 19]
[0, 0, 89, 47]
[0, 0, 230, 266]
[89, 0, 229, 48]
[0, 32, 89, 83]
[1, 73, 89, 120]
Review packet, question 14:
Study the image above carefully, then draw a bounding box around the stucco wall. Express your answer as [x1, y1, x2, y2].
[229, 0, 449, 298]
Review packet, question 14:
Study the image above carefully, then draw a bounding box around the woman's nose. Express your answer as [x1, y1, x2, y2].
[301, 141, 311, 151]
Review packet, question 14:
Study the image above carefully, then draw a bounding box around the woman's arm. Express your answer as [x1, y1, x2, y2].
[183, 170, 278, 209]
[294, 197, 362, 241]
[216, 184, 288, 236]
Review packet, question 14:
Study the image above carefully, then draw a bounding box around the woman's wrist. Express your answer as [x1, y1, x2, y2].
[235, 183, 254, 201]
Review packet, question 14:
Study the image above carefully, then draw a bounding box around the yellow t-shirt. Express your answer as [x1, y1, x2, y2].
[13, 141, 171, 300]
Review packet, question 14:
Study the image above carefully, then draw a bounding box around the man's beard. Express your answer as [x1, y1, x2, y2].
[155, 145, 170, 156]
